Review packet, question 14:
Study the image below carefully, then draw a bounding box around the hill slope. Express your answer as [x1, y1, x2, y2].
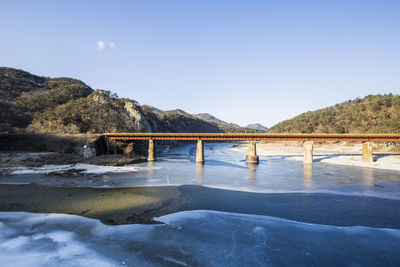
[268, 94, 400, 133]
[0, 67, 260, 134]
[0, 67, 92, 131]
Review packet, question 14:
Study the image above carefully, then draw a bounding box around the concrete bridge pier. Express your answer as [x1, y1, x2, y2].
[303, 141, 314, 164]
[362, 141, 373, 162]
[148, 139, 156, 161]
[245, 140, 259, 164]
[196, 140, 204, 163]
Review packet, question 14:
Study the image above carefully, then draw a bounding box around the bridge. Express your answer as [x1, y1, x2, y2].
[104, 133, 400, 164]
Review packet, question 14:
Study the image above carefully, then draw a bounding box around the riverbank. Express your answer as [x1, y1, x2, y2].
[235, 142, 400, 171]
[1, 184, 400, 228]
[0, 152, 147, 167]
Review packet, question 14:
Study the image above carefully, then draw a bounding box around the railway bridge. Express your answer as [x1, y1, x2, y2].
[104, 133, 400, 164]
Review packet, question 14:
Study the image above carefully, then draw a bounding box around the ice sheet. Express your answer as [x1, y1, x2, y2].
[0, 210, 399, 266]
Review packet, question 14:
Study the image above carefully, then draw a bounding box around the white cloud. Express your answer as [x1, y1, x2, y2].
[109, 42, 115, 48]
[97, 41, 105, 50]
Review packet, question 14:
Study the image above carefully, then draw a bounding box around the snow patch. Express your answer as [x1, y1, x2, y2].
[10, 163, 143, 175]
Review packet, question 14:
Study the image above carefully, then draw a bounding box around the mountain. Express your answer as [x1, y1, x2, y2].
[192, 113, 260, 132]
[246, 123, 268, 131]
[192, 113, 228, 125]
[268, 94, 400, 133]
[0, 67, 261, 134]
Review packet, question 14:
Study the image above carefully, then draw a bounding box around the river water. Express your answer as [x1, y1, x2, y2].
[1, 142, 400, 266]
[3, 142, 400, 198]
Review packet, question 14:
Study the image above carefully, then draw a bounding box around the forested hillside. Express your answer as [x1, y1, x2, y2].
[0, 67, 92, 131]
[268, 94, 400, 133]
[0, 67, 260, 134]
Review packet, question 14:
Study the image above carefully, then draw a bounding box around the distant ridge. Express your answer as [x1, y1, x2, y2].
[192, 113, 228, 125]
[268, 94, 400, 133]
[191, 113, 261, 132]
[246, 123, 268, 131]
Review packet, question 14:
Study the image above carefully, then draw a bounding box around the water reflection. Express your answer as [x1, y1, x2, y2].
[196, 163, 204, 185]
[362, 167, 374, 187]
[102, 174, 111, 183]
[303, 163, 313, 190]
[246, 163, 258, 188]
[147, 161, 155, 178]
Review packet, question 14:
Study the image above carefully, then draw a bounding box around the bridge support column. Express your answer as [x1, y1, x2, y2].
[148, 139, 156, 161]
[196, 140, 204, 163]
[303, 141, 313, 164]
[362, 141, 373, 162]
[246, 140, 259, 164]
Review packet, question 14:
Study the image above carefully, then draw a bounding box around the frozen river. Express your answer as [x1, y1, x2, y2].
[1, 142, 400, 266]
[3, 142, 400, 199]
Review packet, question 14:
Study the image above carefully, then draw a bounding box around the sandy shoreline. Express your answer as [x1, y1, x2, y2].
[235, 142, 400, 171]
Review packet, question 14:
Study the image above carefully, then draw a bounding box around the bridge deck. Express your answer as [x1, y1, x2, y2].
[104, 133, 400, 142]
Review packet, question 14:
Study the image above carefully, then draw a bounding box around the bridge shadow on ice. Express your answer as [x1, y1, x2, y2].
[195, 159, 247, 169]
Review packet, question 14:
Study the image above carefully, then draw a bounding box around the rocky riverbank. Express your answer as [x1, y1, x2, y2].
[0, 152, 146, 175]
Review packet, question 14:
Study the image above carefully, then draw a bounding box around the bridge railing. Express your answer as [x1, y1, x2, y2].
[104, 133, 400, 142]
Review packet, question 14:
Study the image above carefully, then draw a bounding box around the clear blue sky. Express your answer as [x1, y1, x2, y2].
[1, 0, 399, 127]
